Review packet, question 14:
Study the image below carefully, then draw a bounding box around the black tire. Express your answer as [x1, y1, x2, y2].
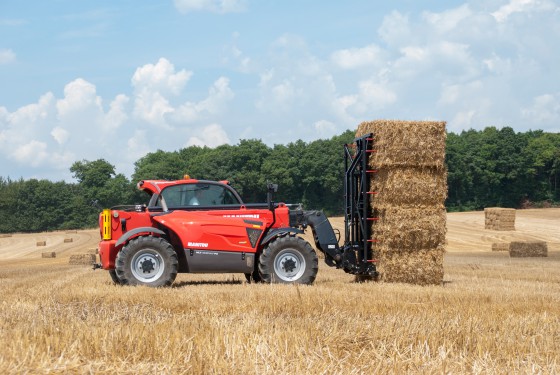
[244, 269, 263, 284]
[109, 269, 122, 285]
[116, 236, 178, 287]
[258, 236, 318, 285]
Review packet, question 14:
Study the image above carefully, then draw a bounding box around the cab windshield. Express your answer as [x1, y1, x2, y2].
[157, 183, 241, 208]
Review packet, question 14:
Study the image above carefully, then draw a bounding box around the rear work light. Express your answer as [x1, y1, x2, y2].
[102, 209, 112, 240]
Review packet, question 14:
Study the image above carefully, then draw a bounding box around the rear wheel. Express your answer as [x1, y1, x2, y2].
[259, 236, 318, 285]
[116, 236, 178, 287]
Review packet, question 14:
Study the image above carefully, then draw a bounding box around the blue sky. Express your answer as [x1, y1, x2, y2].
[1, 0, 559, 181]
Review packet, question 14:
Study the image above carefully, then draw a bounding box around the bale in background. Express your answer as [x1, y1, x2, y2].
[42, 252, 56, 258]
[36, 241, 46, 247]
[509, 241, 547, 257]
[64, 238, 73, 243]
[485, 208, 516, 231]
[356, 120, 447, 285]
[491, 243, 510, 252]
[0, 234, 12, 238]
[69, 254, 96, 265]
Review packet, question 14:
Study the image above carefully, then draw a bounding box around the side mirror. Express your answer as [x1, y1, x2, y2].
[266, 183, 278, 211]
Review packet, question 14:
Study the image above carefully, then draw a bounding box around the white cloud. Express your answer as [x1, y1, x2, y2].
[12, 140, 49, 167]
[313, 120, 337, 137]
[56, 78, 102, 118]
[331, 44, 385, 70]
[186, 123, 230, 147]
[422, 4, 472, 33]
[378, 11, 411, 47]
[173, 77, 234, 124]
[174, 0, 246, 14]
[521, 93, 560, 125]
[51, 127, 70, 145]
[132, 58, 191, 96]
[126, 129, 150, 162]
[491, 0, 558, 22]
[103, 94, 130, 132]
[0, 48, 16, 64]
[131, 58, 194, 128]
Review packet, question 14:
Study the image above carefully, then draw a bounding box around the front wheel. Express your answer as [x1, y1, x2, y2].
[109, 269, 122, 285]
[116, 236, 178, 287]
[258, 236, 318, 285]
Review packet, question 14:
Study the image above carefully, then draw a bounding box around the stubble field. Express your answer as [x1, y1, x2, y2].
[0, 209, 559, 374]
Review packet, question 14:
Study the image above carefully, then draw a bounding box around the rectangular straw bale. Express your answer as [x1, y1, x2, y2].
[36, 241, 46, 246]
[370, 167, 447, 208]
[64, 238, 73, 243]
[356, 120, 447, 169]
[42, 252, 56, 258]
[484, 208, 516, 230]
[372, 207, 446, 249]
[375, 247, 445, 285]
[0, 234, 12, 238]
[355, 119, 447, 286]
[509, 241, 547, 257]
[69, 254, 97, 265]
[491, 243, 510, 252]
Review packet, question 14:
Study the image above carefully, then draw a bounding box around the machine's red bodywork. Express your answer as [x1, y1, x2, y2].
[98, 178, 292, 272]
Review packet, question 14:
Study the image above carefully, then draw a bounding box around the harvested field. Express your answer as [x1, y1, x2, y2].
[0, 209, 559, 373]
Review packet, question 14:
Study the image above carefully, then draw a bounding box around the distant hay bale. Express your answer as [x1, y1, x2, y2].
[484, 208, 516, 230]
[0, 234, 12, 238]
[36, 241, 46, 247]
[64, 238, 73, 243]
[42, 252, 56, 258]
[356, 120, 447, 286]
[509, 241, 547, 257]
[491, 243, 510, 252]
[69, 254, 96, 265]
[66, 230, 78, 233]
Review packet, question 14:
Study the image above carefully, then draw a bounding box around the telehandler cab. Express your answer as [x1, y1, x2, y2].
[95, 134, 377, 286]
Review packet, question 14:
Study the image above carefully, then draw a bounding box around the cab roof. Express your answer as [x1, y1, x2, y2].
[137, 179, 231, 194]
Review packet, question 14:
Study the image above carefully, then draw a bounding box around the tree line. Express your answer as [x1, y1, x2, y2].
[0, 127, 558, 233]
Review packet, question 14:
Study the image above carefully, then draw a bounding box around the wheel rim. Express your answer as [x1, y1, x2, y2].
[274, 248, 306, 281]
[131, 248, 165, 283]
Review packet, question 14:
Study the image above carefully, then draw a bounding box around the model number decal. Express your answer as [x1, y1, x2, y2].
[188, 242, 209, 248]
[223, 214, 260, 218]
[195, 250, 218, 256]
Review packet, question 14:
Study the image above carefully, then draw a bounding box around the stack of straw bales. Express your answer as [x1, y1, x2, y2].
[491, 243, 510, 252]
[485, 208, 516, 230]
[42, 252, 56, 258]
[69, 254, 96, 265]
[509, 241, 548, 257]
[356, 120, 447, 285]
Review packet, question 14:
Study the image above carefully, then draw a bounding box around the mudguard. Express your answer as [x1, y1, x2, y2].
[261, 227, 304, 246]
[115, 227, 166, 247]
